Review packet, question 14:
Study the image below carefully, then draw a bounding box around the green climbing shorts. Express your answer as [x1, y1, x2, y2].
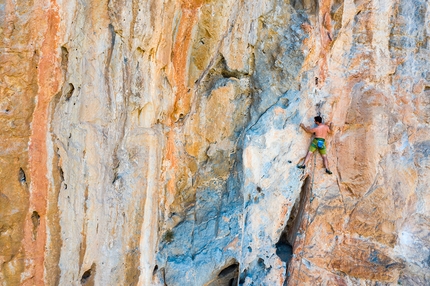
[309, 138, 327, 155]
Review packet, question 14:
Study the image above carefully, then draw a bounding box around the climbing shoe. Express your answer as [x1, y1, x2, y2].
[326, 169, 332, 175]
[297, 165, 306, 169]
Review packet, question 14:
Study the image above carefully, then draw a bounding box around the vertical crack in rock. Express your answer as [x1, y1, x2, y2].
[44, 143, 64, 286]
[138, 133, 163, 285]
[105, 23, 116, 107]
[43, 40, 69, 284]
[79, 186, 89, 276]
[284, 176, 312, 281]
[44, 52, 67, 284]
[275, 230, 293, 265]
[58, 46, 74, 102]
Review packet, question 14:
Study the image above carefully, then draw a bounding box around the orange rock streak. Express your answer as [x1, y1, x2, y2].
[22, 2, 61, 285]
[166, 0, 203, 196]
[166, 128, 177, 196]
[171, 0, 203, 121]
[317, 0, 333, 85]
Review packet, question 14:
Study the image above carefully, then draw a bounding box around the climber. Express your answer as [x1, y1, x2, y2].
[297, 116, 333, 174]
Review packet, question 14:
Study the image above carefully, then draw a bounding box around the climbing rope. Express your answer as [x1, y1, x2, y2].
[295, 153, 317, 284]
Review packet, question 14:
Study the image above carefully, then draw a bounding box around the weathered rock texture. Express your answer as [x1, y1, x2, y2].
[1, 0, 430, 285]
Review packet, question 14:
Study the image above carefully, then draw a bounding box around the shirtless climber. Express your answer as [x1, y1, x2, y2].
[297, 116, 333, 174]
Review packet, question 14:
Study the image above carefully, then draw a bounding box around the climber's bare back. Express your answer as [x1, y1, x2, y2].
[309, 124, 331, 139]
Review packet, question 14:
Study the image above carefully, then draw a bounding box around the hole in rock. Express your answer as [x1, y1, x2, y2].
[277, 177, 312, 268]
[81, 263, 96, 285]
[31, 211, 40, 228]
[61, 46, 69, 67]
[31, 211, 40, 240]
[257, 258, 266, 268]
[208, 262, 239, 286]
[218, 263, 239, 278]
[81, 269, 91, 283]
[239, 269, 247, 284]
[153, 266, 166, 284]
[59, 167, 64, 182]
[19, 168, 26, 183]
[276, 232, 293, 264]
[64, 83, 75, 101]
[112, 172, 120, 184]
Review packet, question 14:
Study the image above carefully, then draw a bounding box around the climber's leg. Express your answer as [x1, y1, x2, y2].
[298, 150, 314, 169]
[321, 154, 332, 174]
[321, 154, 329, 170]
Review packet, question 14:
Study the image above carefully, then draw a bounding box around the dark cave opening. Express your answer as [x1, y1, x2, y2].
[208, 262, 239, 286]
[275, 233, 293, 264]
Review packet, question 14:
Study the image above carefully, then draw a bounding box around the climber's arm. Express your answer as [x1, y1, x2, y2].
[300, 123, 315, 134]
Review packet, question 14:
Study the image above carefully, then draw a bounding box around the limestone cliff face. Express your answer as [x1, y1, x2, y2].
[1, 0, 430, 285]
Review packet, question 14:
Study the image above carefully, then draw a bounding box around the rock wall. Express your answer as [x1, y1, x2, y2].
[1, 0, 429, 285]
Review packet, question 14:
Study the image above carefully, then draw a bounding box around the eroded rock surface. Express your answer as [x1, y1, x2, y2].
[1, 0, 429, 285]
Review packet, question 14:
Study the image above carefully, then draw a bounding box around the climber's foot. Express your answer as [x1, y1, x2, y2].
[297, 165, 306, 169]
[326, 169, 332, 175]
